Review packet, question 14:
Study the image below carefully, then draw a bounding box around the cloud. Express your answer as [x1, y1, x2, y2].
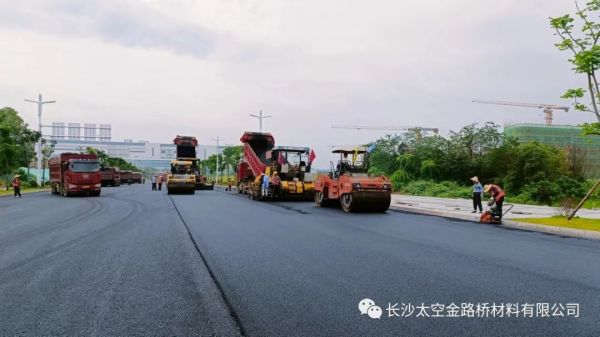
[0, 0, 593, 166]
[0, 0, 214, 57]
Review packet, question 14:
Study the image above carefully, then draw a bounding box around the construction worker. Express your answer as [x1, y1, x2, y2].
[484, 183, 506, 215]
[271, 171, 281, 197]
[12, 174, 22, 198]
[151, 175, 157, 191]
[226, 178, 233, 191]
[157, 175, 163, 191]
[470, 176, 483, 213]
[261, 172, 270, 197]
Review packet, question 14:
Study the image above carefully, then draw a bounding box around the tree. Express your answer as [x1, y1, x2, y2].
[40, 139, 56, 184]
[221, 145, 242, 175]
[367, 134, 404, 175]
[0, 107, 38, 181]
[85, 147, 141, 172]
[504, 142, 569, 192]
[550, 1, 600, 122]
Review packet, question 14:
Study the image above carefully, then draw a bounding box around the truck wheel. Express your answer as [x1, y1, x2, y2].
[340, 193, 354, 212]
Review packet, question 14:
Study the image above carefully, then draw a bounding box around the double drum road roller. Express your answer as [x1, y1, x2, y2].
[314, 147, 392, 212]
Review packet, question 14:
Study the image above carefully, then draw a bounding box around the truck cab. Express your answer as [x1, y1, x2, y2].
[49, 153, 102, 197]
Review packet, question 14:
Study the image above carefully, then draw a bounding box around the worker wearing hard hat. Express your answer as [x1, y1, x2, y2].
[484, 183, 506, 215]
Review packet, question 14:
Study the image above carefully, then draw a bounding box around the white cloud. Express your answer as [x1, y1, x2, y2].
[0, 0, 593, 165]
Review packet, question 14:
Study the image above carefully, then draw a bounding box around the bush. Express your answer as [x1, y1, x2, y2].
[396, 180, 472, 199]
[390, 169, 410, 190]
[26, 180, 38, 188]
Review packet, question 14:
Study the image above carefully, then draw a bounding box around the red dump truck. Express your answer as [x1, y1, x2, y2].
[49, 153, 102, 197]
[120, 171, 133, 184]
[100, 167, 121, 187]
[132, 172, 143, 184]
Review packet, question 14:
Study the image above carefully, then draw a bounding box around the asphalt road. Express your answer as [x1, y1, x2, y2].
[1, 184, 599, 337]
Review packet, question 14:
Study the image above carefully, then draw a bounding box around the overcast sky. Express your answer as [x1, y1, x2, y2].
[0, 0, 592, 165]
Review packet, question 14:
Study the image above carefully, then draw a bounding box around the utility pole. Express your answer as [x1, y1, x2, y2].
[211, 135, 224, 184]
[25, 94, 56, 186]
[249, 110, 272, 132]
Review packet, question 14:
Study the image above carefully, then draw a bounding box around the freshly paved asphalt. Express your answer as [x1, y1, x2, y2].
[0, 185, 239, 337]
[1, 184, 599, 337]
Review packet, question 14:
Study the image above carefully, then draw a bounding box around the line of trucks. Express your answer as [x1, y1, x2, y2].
[48, 131, 392, 212]
[48, 153, 143, 197]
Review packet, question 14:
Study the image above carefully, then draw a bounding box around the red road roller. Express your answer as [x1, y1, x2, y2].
[314, 147, 391, 212]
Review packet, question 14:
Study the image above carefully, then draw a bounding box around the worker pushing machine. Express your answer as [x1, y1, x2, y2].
[478, 183, 508, 224]
[484, 183, 505, 215]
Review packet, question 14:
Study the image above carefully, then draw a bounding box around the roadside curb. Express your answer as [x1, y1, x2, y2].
[391, 204, 600, 241]
[501, 219, 600, 240]
[0, 189, 50, 198]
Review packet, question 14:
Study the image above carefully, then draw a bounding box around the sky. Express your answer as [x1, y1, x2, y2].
[0, 0, 593, 166]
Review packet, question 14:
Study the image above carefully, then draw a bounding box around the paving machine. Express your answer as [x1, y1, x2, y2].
[173, 135, 214, 190]
[266, 146, 315, 199]
[237, 132, 316, 200]
[167, 159, 196, 194]
[314, 147, 391, 212]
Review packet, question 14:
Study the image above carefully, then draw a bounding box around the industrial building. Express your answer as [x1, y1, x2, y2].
[47, 122, 219, 170]
[51, 139, 219, 170]
[504, 123, 600, 177]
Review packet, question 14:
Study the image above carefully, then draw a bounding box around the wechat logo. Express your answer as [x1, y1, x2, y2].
[359, 298, 382, 319]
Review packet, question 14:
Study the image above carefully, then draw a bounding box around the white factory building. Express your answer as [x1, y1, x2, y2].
[48, 122, 219, 170]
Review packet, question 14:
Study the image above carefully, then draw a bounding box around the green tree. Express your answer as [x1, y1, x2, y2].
[221, 145, 242, 175]
[85, 147, 141, 172]
[0, 107, 39, 180]
[40, 139, 56, 184]
[504, 142, 569, 192]
[367, 134, 404, 175]
[550, 1, 600, 122]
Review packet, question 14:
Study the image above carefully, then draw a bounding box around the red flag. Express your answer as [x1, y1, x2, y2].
[278, 152, 286, 165]
[308, 149, 316, 163]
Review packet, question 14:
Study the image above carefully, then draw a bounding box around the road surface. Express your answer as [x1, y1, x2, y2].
[1, 184, 598, 337]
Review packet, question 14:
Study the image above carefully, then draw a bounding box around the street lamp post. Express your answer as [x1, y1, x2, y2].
[25, 94, 56, 186]
[249, 110, 272, 132]
[211, 135, 224, 184]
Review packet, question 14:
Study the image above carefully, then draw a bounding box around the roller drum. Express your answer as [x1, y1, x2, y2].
[341, 191, 391, 212]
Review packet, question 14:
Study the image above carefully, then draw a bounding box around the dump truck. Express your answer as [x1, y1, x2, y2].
[314, 147, 391, 212]
[100, 167, 121, 187]
[120, 170, 133, 184]
[132, 172, 143, 184]
[167, 160, 196, 194]
[237, 132, 314, 200]
[173, 135, 214, 190]
[49, 153, 102, 197]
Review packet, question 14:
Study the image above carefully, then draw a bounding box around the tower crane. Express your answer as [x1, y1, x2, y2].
[331, 125, 440, 143]
[331, 125, 439, 134]
[472, 99, 570, 126]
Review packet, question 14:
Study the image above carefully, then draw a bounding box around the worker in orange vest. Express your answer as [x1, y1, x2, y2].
[12, 174, 22, 198]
